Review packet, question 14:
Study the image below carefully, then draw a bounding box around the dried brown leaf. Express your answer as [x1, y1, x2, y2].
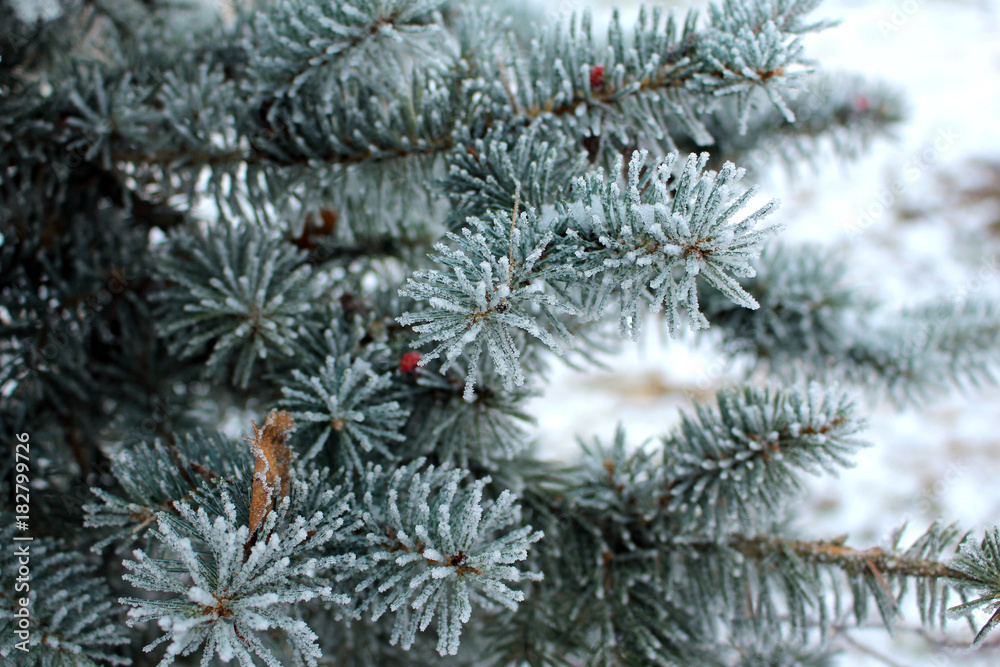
[246, 409, 296, 539]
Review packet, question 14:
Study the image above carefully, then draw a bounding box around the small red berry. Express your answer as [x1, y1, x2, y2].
[590, 65, 605, 91]
[400, 351, 423, 375]
[853, 96, 870, 113]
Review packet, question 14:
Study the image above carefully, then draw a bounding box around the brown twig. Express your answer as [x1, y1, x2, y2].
[730, 535, 976, 583]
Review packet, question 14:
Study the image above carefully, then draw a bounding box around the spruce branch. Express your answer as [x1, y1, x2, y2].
[5, 0, 991, 664]
[855, 298, 1000, 402]
[53, 0, 843, 178]
[249, 0, 450, 99]
[699, 242, 857, 367]
[504, 0, 830, 161]
[402, 149, 780, 398]
[520, 446, 992, 662]
[711, 522, 981, 635]
[85, 432, 254, 551]
[694, 72, 907, 174]
[698, 0, 829, 133]
[946, 528, 1000, 646]
[398, 207, 579, 401]
[568, 150, 781, 338]
[119, 466, 357, 667]
[731, 533, 975, 583]
[278, 351, 410, 472]
[702, 243, 1000, 403]
[350, 459, 544, 656]
[0, 524, 131, 665]
[496, 383, 869, 664]
[661, 383, 867, 536]
[152, 220, 320, 389]
[441, 123, 587, 229]
[404, 368, 538, 467]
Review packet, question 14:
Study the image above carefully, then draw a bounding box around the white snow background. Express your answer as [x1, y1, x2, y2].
[524, 0, 1000, 665]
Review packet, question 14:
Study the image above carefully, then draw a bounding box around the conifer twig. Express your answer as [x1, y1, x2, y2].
[729, 535, 977, 582]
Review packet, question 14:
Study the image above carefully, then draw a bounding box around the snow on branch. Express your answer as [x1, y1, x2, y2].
[152, 221, 319, 389]
[279, 352, 410, 471]
[947, 528, 1000, 646]
[249, 0, 450, 98]
[400, 150, 780, 397]
[349, 459, 543, 655]
[568, 150, 781, 338]
[85, 432, 254, 551]
[661, 382, 867, 536]
[0, 523, 131, 663]
[398, 205, 579, 401]
[119, 465, 357, 667]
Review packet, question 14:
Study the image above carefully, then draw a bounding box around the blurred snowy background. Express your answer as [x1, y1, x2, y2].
[524, 0, 1000, 664]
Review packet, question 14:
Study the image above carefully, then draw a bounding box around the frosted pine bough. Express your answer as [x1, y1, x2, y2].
[120, 494, 340, 667]
[351, 461, 544, 656]
[279, 352, 410, 469]
[400, 151, 780, 400]
[398, 210, 574, 401]
[4, 0, 1000, 664]
[153, 222, 320, 389]
[566, 151, 779, 339]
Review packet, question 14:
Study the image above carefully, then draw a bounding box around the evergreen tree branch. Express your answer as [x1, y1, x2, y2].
[84, 431, 255, 551]
[349, 459, 544, 656]
[730, 534, 976, 583]
[401, 150, 780, 397]
[659, 383, 866, 536]
[946, 527, 1000, 646]
[701, 243, 1000, 403]
[151, 220, 323, 389]
[0, 522, 131, 664]
[248, 0, 450, 99]
[2, 0, 839, 178]
[5, 0, 993, 663]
